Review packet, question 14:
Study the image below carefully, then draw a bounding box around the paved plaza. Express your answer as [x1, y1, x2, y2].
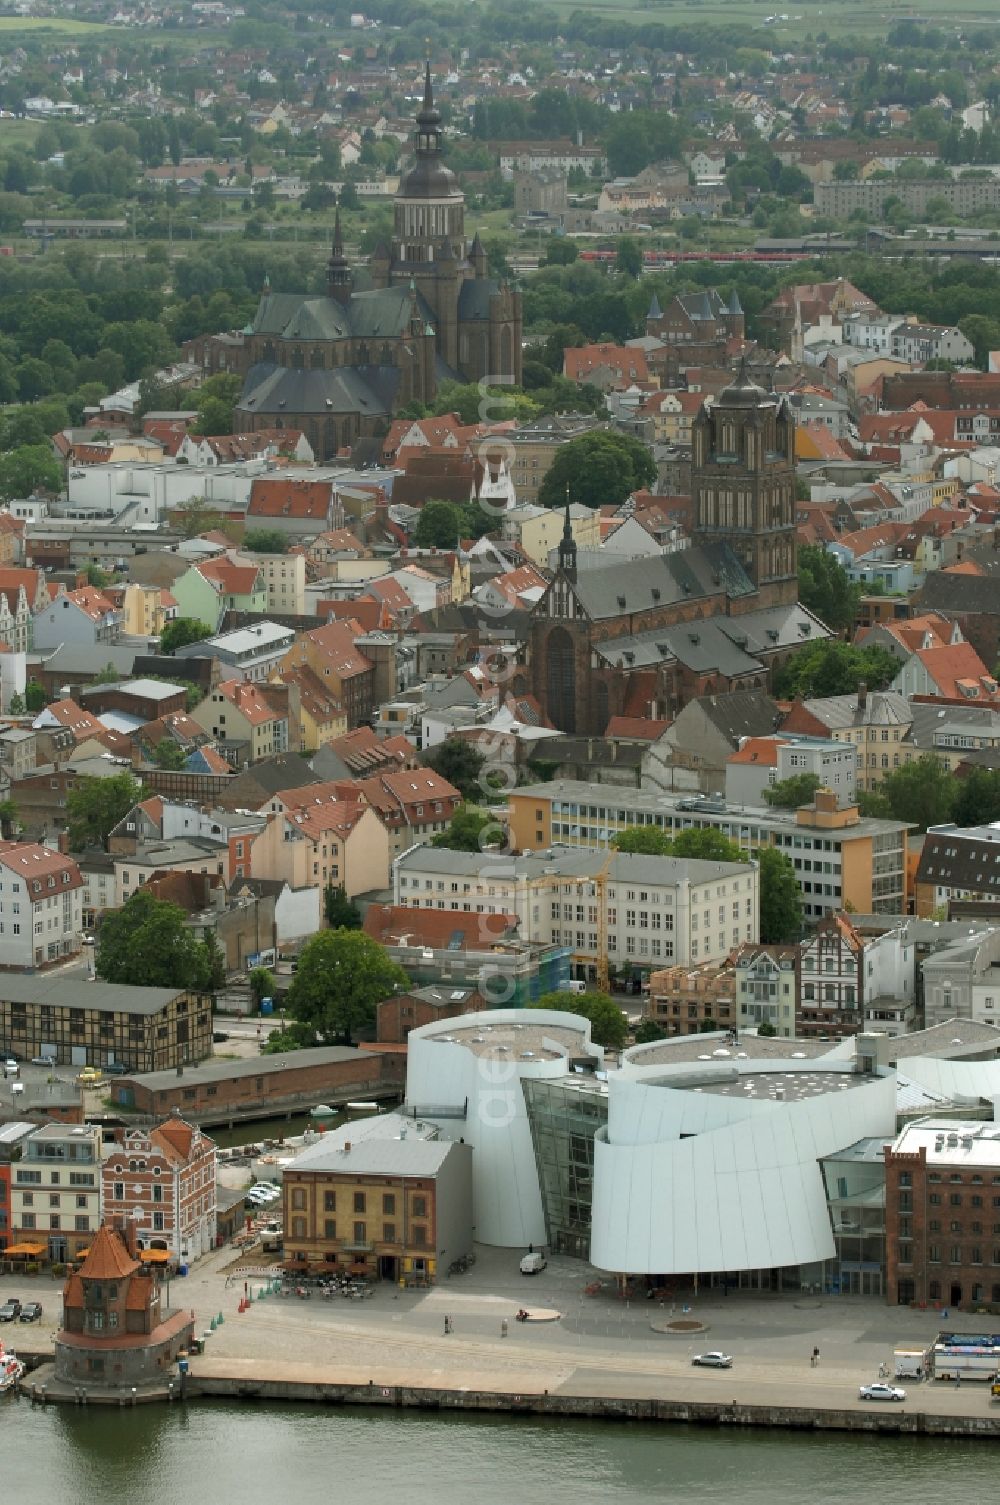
[6, 1242, 996, 1417]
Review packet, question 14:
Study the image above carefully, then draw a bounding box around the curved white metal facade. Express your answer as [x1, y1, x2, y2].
[405, 1009, 603, 1248]
[590, 1061, 896, 1275]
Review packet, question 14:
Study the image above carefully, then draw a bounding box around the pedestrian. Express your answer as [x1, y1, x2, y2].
[528, 1243, 534, 1255]
[813, 1347, 820, 1367]
[244, 1280, 248, 1298]
[955, 1373, 961, 1389]
[501, 1318, 508, 1338]
[444, 1315, 452, 1335]
[810, 1352, 816, 1368]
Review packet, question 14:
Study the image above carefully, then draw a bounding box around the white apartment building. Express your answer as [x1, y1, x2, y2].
[0, 843, 83, 970]
[393, 845, 759, 978]
[11, 1122, 103, 1262]
[725, 733, 857, 809]
[257, 552, 307, 616]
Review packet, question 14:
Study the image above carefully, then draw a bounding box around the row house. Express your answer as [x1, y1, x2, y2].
[273, 664, 347, 752]
[733, 944, 799, 1037]
[190, 679, 289, 767]
[0, 567, 52, 653]
[250, 799, 389, 900]
[0, 842, 83, 971]
[32, 586, 124, 652]
[102, 1118, 217, 1263]
[171, 556, 268, 632]
[278, 619, 380, 730]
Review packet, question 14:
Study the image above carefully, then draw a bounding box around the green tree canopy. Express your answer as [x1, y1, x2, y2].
[755, 846, 803, 943]
[249, 965, 277, 1006]
[797, 546, 861, 634]
[160, 617, 213, 655]
[423, 738, 487, 802]
[243, 528, 288, 554]
[170, 497, 225, 539]
[284, 930, 409, 1045]
[763, 773, 822, 809]
[0, 444, 62, 502]
[66, 772, 141, 851]
[537, 431, 656, 511]
[527, 990, 627, 1050]
[616, 236, 643, 278]
[613, 825, 744, 863]
[431, 805, 503, 853]
[772, 640, 899, 700]
[873, 754, 954, 832]
[96, 890, 219, 993]
[951, 767, 1000, 828]
[413, 499, 465, 549]
[323, 883, 361, 929]
[154, 739, 187, 770]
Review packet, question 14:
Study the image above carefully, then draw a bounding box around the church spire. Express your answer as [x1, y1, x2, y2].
[558, 488, 577, 583]
[327, 206, 352, 305]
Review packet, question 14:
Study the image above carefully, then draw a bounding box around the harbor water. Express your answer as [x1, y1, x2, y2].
[5, 1400, 997, 1504]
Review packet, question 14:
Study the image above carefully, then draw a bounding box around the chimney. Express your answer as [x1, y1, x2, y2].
[343, 1141, 351, 1154]
[857, 681, 867, 709]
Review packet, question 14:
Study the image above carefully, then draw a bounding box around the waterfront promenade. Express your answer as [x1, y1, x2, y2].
[8, 1243, 1000, 1428]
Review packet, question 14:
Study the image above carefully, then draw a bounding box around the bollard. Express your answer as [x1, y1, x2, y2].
[217, 1312, 224, 1325]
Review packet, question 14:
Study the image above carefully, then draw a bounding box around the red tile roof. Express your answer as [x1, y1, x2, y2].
[76, 1223, 139, 1281]
[247, 477, 333, 519]
[363, 904, 518, 950]
[605, 715, 669, 741]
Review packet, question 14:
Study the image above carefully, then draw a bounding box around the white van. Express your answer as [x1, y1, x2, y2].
[520, 1251, 547, 1275]
[566, 980, 586, 995]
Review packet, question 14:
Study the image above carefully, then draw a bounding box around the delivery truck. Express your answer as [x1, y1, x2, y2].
[894, 1348, 929, 1380]
[932, 1336, 1000, 1381]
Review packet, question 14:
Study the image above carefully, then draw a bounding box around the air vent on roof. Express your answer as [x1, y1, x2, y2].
[651, 587, 660, 601]
[617, 595, 626, 608]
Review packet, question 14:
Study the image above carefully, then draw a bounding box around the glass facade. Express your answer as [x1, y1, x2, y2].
[522, 1077, 608, 1260]
[820, 1138, 890, 1297]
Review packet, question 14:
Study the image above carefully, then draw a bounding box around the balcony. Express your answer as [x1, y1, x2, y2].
[340, 1240, 373, 1253]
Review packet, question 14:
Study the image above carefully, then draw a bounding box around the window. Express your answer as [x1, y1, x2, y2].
[383, 1194, 395, 1215]
[353, 1221, 366, 1243]
[324, 1191, 336, 1213]
[353, 1192, 366, 1214]
[412, 1196, 427, 1218]
[291, 1188, 306, 1211]
[383, 1223, 396, 1242]
[113, 1181, 123, 1201]
[324, 1219, 336, 1239]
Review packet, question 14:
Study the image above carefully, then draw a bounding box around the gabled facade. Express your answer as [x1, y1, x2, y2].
[102, 1119, 217, 1262]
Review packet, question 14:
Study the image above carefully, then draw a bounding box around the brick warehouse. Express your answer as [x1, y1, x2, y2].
[884, 1120, 1000, 1311]
[111, 1045, 404, 1125]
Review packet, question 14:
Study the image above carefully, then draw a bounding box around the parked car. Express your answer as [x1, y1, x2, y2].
[77, 1068, 102, 1084]
[3, 1057, 18, 1077]
[31, 1055, 56, 1067]
[104, 1062, 129, 1075]
[519, 1251, 547, 1275]
[859, 1383, 906, 1402]
[692, 1352, 734, 1368]
[0, 1299, 21, 1322]
[19, 1302, 42, 1323]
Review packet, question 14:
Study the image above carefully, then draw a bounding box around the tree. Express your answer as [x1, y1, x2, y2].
[634, 1016, 667, 1044]
[431, 805, 502, 853]
[616, 236, 643, 278]
[763, 773, 821, 809]
[668, 828, 743, 863]
[7, 693, 24, 716]
[24, 680, 46, 713]
[66, 772, 141, 851]
[249, 966, 277, 1008]
[154, 739, 187, 770]
[951, 767, 1000, 828]
[877, 754, 954, 832]
[96, 889, 217, 993]
[171, 497, 225, 539]
[85, 563, 111, 588]
[755, 846, 803, 943]
[0, 798, 18, 837]
[323, 883, 361, 929]
[772, 640, 899, 700]
[527, 990, 627, 1050]
[543, 237, 579, 266]
[612, 825, 673, 856]
[243, 528, 288, 554]
[757, 1018, 777, 1038]
[283, 930, 408, 1045]
[612, 825, 743, 863]
[160, 617, 213, 655]
[413, 499, 464, 549]
[797, 546, 861, 634]
[537, 431, 656, 511]
[423, 738, 486, 802]
[0, 445, 62, 502]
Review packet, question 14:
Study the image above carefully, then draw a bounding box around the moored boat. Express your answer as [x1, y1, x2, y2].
[0, 1342, 24, 1394]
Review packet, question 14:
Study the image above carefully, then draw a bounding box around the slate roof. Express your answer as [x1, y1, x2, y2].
[555, 541, 755, 623]
[238, 362, 400, 420]
[457, 278, 502, 320]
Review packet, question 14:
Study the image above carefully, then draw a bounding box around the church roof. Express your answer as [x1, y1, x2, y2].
[555, 541, 755, 624]
[458, 278, 503, 321]
[239, 361, 400, 419]
[252, 285, 434, 344]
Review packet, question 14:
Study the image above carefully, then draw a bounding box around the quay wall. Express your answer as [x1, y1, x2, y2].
[188, 1375, 1000, 1438]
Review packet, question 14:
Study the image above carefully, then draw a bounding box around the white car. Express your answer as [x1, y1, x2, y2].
[859, 1382, 906, 1402]
[692, 1352, 733, 1368]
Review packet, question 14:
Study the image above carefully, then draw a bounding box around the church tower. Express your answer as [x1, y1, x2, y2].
[326, 208, 353, 307]
[691, 361, 797, 607]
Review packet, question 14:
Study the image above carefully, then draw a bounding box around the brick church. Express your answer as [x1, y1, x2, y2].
[235, 65, 522, 460]
[525, 366, 829, 734]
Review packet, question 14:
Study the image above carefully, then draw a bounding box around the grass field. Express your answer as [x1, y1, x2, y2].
[0, 17, 122, 33]
[541, 0, 1000, 41]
